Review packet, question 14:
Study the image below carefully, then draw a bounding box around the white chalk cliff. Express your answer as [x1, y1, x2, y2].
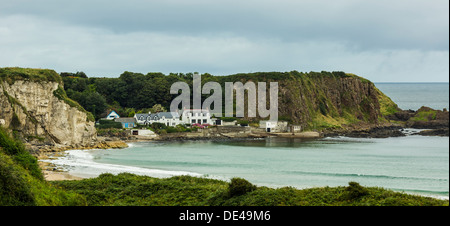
[0, 68, 97, 147]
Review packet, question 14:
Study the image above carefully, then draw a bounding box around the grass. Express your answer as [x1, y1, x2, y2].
[309, 114, 345, 130]
[51, 173, 448, 206]
[0, 126, 86, 206]
[0, 67, 62, 84]
[410, 109, 437, 122]
[375, 87, 400, 117]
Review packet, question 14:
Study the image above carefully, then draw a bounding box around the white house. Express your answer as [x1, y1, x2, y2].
[134, 112, 181, 126]
[106, 110, 120, 120]
[181, 109, 213, 125]
[259, 121, 288, 132]
[134, 109, 213, 126]
[135, 113, 150, 125]
[260, 120, 277, 132]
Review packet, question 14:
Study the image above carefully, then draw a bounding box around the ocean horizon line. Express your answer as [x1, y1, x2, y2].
[374, 82, 449, 84]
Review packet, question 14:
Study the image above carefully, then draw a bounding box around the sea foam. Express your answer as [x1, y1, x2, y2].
[42, 149, 202, 179]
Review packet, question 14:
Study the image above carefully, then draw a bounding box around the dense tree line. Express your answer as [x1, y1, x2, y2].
[61, 71, 194, 119]
[60, 71, 351, 120]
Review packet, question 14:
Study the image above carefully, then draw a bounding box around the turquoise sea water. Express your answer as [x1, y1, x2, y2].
[47, 83, 449, 199]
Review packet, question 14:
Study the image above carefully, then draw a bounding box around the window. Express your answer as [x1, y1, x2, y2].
[197, 119, 201, 124]
[191, 119, 196, 123]
[203, 119, 207, 123]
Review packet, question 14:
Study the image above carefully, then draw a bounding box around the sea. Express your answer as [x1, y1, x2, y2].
[44, 83, 449, 199]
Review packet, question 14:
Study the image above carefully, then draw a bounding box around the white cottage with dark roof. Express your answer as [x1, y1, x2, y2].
[106, 110, 120, 120]
[134, 112, 181, 126]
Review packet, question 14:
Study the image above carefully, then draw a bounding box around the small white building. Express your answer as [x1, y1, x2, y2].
[260, 121, 289, 132]
[260, 121, 277, 132]
[181, 109, 213, 125]
[106, 110, 120, 120]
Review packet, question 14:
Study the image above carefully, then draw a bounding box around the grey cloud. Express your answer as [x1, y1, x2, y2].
[0, 0, 448, 82]
[1, 0, 448, 51]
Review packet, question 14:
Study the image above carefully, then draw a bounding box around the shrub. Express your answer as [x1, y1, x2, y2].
[0, 127, 43, 180]
[237, 119, 249, 126]
[228, 178, 256, 197]
[343, 182, 369, 200]
[0, 126, 85, 205]
[96, 120, 122, 129]
[166, 126, 178, 133]
[221, 117, 237, 122]
[0, 152, 35, 206]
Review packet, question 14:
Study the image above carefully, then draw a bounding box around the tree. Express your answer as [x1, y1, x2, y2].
[150, 104, 166, 113]
[72, 91, 107, 120]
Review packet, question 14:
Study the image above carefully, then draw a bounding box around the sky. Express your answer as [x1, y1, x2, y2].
[0, 0, 448, 82]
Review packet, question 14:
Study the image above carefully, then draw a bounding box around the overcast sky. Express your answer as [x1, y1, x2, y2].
[0, 0, 448, 82]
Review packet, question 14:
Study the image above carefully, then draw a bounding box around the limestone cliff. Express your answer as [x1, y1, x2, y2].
[0, 67, 97, 147]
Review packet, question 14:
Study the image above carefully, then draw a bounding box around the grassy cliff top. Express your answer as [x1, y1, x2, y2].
[0, 67, 62, 84]
[220, 70, 373, 84]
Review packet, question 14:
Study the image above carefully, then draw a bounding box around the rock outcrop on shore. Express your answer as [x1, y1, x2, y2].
[388, 106, 449, 136]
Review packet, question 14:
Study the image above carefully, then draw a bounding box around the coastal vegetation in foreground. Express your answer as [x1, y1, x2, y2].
[0, 126, 85, 206]
[51, 173, 447, 206]
[1, 125, 448, 206]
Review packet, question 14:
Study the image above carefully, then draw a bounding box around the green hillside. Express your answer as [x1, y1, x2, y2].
[0, 126, 86, 206]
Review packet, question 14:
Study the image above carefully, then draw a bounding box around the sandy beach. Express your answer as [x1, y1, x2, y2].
[44, 170, 83, 181]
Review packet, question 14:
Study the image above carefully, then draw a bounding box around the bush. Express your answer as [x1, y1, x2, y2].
[166, 127, 178, 133]
[221, 117, 237, 122]
[237, 119, 249, 126]
[228, 178, 256, 197]
[343, 182, 369, 200]
[0, 127, 43, 180]
[0, 152, 35, 206]
[0, 126, 85, 206]
[96, 120, 123, 129]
